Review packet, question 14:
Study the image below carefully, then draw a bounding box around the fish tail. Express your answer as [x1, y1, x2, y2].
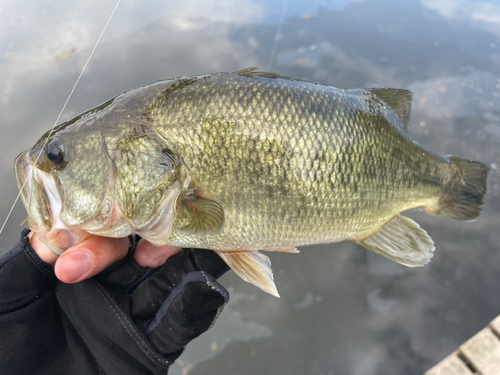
[424, 156, 489, 220]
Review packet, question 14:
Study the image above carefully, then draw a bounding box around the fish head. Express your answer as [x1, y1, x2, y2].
[14, 125, 119, 253]
[15, 99, 184, 254]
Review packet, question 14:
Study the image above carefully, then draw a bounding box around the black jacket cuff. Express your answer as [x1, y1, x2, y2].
[0, 228, 57, 313]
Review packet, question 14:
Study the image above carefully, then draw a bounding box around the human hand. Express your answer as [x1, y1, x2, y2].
[29, 231, 182, 283]
[56, 240, 230, 372]
[4, 231, 229, 373]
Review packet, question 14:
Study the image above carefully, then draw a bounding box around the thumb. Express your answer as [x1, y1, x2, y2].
[54, 235, 130, 283]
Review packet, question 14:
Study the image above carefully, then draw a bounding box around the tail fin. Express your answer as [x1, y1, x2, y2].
[424, 156, 489, 220]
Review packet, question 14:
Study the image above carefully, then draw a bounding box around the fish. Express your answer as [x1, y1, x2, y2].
[14, 67, 489, 297]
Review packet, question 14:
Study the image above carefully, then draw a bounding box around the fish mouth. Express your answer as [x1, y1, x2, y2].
[15, 150, 92, 254]
[15, 149, 61, 234]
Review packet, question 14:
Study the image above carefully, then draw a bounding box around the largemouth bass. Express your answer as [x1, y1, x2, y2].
[15, 68, 489, 297]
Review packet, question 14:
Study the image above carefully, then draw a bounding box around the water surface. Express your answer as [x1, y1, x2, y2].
[1, 1, 499, 374]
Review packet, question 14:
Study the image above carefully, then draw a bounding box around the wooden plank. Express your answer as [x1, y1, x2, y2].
[425, 314, 500, 374]
[424, 352, 473, 375]
[489, 315, 500, 336]
[459, 328, 500, 375]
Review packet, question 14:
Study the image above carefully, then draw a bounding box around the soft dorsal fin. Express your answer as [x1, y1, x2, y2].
[233, 67, 280, 79]
[368, 88, 413, 128]
[353, 215, 434, 267]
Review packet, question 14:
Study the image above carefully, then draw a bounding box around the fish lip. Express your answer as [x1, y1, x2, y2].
[19, 163, 91, 252]
[15, 149, 65, 236]
[14, 150, 32, 211]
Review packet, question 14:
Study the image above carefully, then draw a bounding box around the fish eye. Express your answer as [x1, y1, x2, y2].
[46, 138, 65, 167]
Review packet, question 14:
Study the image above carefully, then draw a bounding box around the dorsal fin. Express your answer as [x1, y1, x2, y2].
[368, 88, 413, 128]
[233, 67, 280, 79]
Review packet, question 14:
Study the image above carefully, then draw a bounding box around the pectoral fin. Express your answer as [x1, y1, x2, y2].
[354, 215, 434, 267]
[179, 198, 225, 235]
[215, 250, 280, 297]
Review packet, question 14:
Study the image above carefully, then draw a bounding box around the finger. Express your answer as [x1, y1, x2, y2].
[55, 235, 129, 283]
[134, 239, 181, 268]
[28, 231, 59, 265]
[95, 236, 149, 293]
[97, 237, 182, 293]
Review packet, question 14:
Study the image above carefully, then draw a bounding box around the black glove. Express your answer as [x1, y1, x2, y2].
[56, 236, 229, 375]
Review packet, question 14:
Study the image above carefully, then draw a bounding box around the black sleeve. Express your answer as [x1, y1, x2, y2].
[0, 229, 100, 375]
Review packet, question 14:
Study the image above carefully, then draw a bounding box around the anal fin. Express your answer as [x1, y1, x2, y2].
[354, 215, 434, 267]
[215, 250, 280, 297]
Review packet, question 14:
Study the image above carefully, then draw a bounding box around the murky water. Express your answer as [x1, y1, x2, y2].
[1, 1, 499, 374]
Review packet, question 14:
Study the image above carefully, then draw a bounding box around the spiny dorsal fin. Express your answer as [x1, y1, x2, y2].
[215, 250, 279, 297]
[234, 67, 280, 79]
[179, 198, 225, 235]
[368, 88, 413, 128]
[353, 215, 434, 267]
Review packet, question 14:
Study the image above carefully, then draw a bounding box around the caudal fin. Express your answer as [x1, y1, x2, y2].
[425, 156, 489, 220]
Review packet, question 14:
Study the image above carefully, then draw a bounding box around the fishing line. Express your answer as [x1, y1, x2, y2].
[0, 0, 121, 236]
[267, 0, 289, 71]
